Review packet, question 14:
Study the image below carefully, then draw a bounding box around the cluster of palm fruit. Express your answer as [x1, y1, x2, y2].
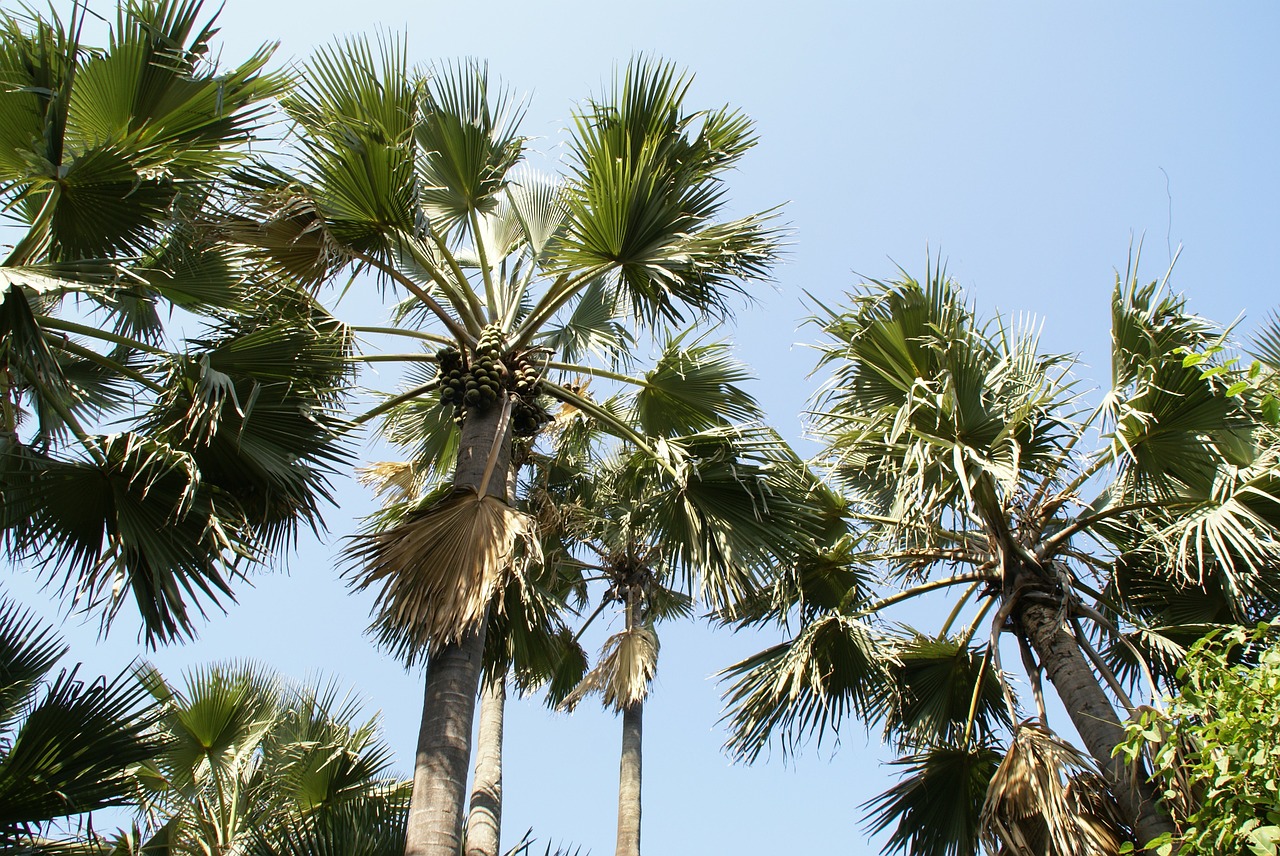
[435, 325, 551, 437]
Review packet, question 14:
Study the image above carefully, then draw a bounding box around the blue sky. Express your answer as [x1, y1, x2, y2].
[6, 2, 1280, 853]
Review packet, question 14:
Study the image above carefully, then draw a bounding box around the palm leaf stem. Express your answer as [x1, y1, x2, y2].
[421, 229, 487, 331]
[1067, 614, 1139, 715]
[1052, 449, 1124, 517]
[543, 361, 647, 388]
[962, 643, 994, 747]
[851, 572, 999, 619]
[467, 209, 499, 321]
[1026, 400, 1107, 513]
[1017, 634, 1049, 727]
[350, 250, 474, 345]
[352, 325, 455, 346]
[988, 588, 1025, 724]
[37, 316, 170, 356]
[24, 371, 105, 464]
[959, 595, 996, 648]
[349, 380, 440, 428]
[512, 267, 606, 351]
[1070, 600, 1159, 703]
[540, 379, 681, 482]
[53, 337, 163, 393]
[3, 185, 58, 267]
[938, 582, 981, 638]
[571, 595, 614, 646]
[499, 254, 543, 331]
[477, 395, 513, 497]
[1036, 501, 1167, 560]
[351, 353, 440, 363]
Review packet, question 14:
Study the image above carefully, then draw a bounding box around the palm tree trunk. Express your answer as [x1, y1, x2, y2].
[405, 400, 513, 856]
[1018, 597, 1174, 845]
[465, 677, 506, 856]
[615, 703, 643, 856]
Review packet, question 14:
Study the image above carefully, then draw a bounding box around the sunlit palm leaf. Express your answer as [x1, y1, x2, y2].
[720, 613, 888, 763]
[561, 624, 658, 714]
[979, 723, 1125, 856]
[346, 489, 532, 648]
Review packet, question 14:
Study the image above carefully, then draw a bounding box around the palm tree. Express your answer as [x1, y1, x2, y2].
[0, 0, 352, 645]
[240, 39, 782, 856]
[519, 338, 825, 856]
[0, 597, 165, 851]
[120, 661, 408, 856]
[722, 259, 1280, 854]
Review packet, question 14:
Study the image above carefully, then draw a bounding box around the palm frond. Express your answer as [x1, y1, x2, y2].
[346, 489, 533, 650]
[979, 723, 1126, 856]
[862, 744, 1002, 856]
[560, 624, 658, 714]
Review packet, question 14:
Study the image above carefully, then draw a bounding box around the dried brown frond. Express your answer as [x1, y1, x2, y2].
[346, 488, 532, 647]
[356, 460, 420, 505]
[560, 624, 659, 714]
[981, 722, 1125, 856]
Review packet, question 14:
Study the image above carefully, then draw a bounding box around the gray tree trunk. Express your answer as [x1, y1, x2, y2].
[404, 400, 513, 856]
[465, 677, 506, 856]
[1018, 597, 1175, 846]
[615, 703, 643, 856]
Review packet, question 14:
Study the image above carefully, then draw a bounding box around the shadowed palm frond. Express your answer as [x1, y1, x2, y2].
[720, 613, 888, 764]
[862, 744, 1002, 856]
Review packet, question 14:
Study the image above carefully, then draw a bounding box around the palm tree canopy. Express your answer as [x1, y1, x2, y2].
[722, 259, 1280, 855]
[0, 0, 354, 645]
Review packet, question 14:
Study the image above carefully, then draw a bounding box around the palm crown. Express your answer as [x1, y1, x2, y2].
[722, 259, 1280, 855]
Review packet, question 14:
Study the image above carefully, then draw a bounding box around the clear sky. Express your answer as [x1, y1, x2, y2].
[6, 2, 1280, 854]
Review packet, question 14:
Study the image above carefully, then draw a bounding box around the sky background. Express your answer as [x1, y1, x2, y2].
[6, 2, 1280, 854]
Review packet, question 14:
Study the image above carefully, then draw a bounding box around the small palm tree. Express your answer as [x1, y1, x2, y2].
[0, 0, 352, 644]
[122, 661, 408, 856]
[722, 259, 1280, 854]
[0, 597, 165, 850]
[240, 38, 783, 855]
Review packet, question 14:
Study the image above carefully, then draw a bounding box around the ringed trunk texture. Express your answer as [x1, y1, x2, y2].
[405, 400, 514, 856]
[615, 703, 643, 856]
[465, 677, 506, 856]
[1018, 598, 1174, 846]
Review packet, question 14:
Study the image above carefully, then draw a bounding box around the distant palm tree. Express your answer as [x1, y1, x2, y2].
[531, 337, 824, 856]
[240, 38, 783, 855]
[0, 0, 352, 645]
[0, 597, 165, 850]
[723, 260, 1280, 854]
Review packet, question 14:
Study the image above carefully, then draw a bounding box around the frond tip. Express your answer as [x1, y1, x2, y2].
[345, 488, 532, 650]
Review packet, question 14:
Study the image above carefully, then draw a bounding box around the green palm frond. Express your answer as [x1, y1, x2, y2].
[0, 601, 166, 843]
[880, 629, 1012, 750]
[415, 59, 525, 232]
[550, 57, 781, 327]
[862, 744, 1002, 856]
[628, 331, 761, 438]
[720, 613, 889, 764]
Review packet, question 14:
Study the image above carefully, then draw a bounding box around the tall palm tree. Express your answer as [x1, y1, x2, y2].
[121, 661, 408, 856]
[0, 597, 165, 851]
[241, 39, 782, 856]
[524, 337, 825, 856]
[0, 0, 352, 645]
[722, 259, 1280, 854]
